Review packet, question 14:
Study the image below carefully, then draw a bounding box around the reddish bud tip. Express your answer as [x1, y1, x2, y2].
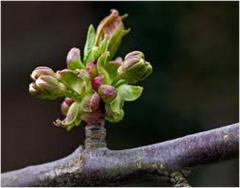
[92, 75, 104, 91]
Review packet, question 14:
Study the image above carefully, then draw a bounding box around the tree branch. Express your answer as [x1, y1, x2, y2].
[1, 123, 239, 186]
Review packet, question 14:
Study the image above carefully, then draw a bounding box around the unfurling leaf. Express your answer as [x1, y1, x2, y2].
[95, 9, 130, 58]
[56, 69, 90, 97]
[96, 51, 111, 84]
[117, 84, 143, 101]
[83, 25, 96, 64]
[53, 101, 81, 131]
[105, 93, 125, 123]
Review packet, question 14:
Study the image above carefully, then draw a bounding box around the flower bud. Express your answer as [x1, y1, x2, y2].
[86, 61, 98, 77]
[61, 97, 73, 115]
[29, 82, 54, 100]
[90, 92, 101, 111]
[110, 57, 123, 67]
[117, 51, 152, 83]
[31, 75, 66, 99]
[95, 9, 130, 57]
[91, 75, 104, 91]
[29, 82, 40, 96]
[125, 51, 144, 60]
[98, 85, 117, 103]
[66, 47, 84, 70]
[108, 57, 123, 72]
[81, 92, 100, 112]
[31, 66, 55, 81]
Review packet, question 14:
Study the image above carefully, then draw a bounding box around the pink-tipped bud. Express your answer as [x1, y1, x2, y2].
[61, 97, 73, 115]
[81, 92, 100, 112]
[110, 57, 123, 67]
[98, 85, 117, 103]
[86, 61, 97, 77]
[31, 66, 55, 81]
[66, 47, 84, 70]
[91, 75, 104, 91]
[90, 92, 100, 111]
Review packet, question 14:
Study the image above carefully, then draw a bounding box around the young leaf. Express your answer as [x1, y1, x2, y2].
[57, 69, 88, 96]
[54, 101, 81, 131]
[117, 84, 143, 101]
[104, 57, 123, 84]
[109, 28, 130, 59]
[96, 51, 111, 84]
[105, 107, 124, 123]
[64, 101, 81, 126]
[93, 38, 110, 60]
[105, 93, 125, 123]
[84, 39, 109, 64]
[83, 25, 96, 63]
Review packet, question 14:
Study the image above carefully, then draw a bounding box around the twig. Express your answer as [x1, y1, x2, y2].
[1, 123, 239, 186]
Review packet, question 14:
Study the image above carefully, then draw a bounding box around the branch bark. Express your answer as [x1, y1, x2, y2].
[1, 123, 239, 186]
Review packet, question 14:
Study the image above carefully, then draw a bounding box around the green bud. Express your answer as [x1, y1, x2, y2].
[31, 66, 55, 81]
[37, 75, 66, 94]
[29, 75, 66, 100]
[29, 82, 40, 96]
[66, 47, 84, 70]
[118, 51, 152, 83]
[29, 82, 55, 100]
[98, 84, 117, 103]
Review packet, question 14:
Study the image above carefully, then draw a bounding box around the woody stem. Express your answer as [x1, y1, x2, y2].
[84, 121, 107, 149]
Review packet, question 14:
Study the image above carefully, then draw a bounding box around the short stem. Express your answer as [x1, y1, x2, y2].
[84, 121, 107, 149]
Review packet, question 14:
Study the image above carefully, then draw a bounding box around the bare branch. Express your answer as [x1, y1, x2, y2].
[1, 123, 239, 186]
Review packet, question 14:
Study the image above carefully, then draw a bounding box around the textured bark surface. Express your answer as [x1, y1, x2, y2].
[84, 122, 107, 149]
[1, 123, 239, 187]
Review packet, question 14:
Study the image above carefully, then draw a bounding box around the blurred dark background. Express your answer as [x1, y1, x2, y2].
[1, 1, 239, 186]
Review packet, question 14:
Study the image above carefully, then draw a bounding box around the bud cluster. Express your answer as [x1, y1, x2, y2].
[29, 9, 152, 131]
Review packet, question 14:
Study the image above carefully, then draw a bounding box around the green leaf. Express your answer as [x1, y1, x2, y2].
[104, 60, 122, 84]
[93, 38, 110, 61]
[83, 25, 96, 64]
[84, 38, 110, 64]
[57, 69, 88, 97]
[117, 84, 143, 101]
[109, 28, 130, 59]
[105, 94, 125, 123]
[105, 108, 124, 123]
[65, 102, 80, 125]
[79, 93, 93, 113]
[53, 101, 82, 131]
[96, 51, 111, 84]
[113, 79, 127, 88]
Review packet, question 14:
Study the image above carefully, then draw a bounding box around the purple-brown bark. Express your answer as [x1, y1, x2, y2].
[1, 123, 239, 186]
